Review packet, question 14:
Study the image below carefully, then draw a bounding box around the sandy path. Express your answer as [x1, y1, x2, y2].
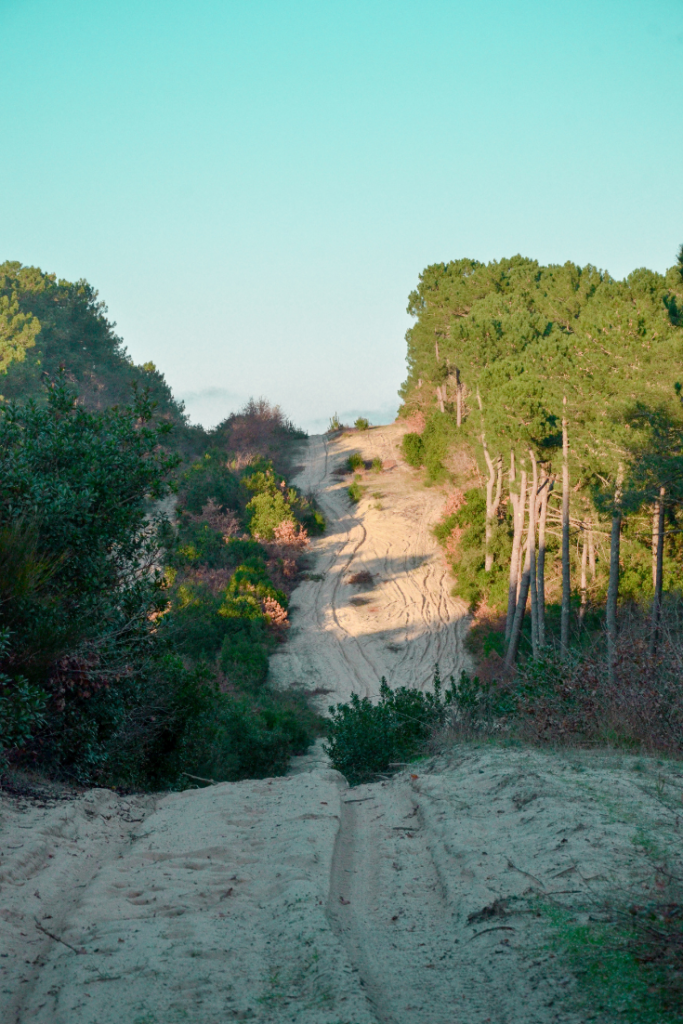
[271, 424, 471, 705]
[3, 751, 682, 1023]
[4, 423, 683, 1023]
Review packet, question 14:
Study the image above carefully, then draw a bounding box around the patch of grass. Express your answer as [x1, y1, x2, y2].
[542, 900, 683, 1024]
[371, 457, 383, 472]
[346, 452, 364, 471]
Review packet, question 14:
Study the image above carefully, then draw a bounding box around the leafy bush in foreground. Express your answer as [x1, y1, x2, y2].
[325, 675, 456, 784]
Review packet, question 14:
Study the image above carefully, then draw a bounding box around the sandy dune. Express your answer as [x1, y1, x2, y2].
[270, 425, 471, 705]
[3, 425, 683, 1023]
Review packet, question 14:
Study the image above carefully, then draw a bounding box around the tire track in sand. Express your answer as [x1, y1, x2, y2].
[270, 423, 471, 706]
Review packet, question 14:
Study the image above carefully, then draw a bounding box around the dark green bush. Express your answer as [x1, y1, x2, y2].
[401, 432, 424, 467]
[324, 674, 456, 784]
[180, 453, 240, 514]
[347, 452, 364, 471]
[0, 630, 47, 752]
[354, 417, 370, 431]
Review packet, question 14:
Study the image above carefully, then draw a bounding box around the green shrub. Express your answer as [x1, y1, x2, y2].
[181, 453, 240, 514]
[0, 630, 47, 752]
[371, 457, 383, 473]
[324, 674, 456, 784]
[347, 452, 364, 471]
[354, 417, 370, 431]
[401, 432, 424, 467]
[245, 490, 292, 540]
[348, 478, 364, 504]
[328, 413, 342, 432]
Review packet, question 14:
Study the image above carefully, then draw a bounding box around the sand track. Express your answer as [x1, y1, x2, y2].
[3, 424, 683, 1023]
[270, 424, 471, 705]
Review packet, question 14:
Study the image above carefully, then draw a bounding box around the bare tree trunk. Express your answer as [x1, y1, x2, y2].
[483, 451, 503, 572]
[436, 385, 445, 413]
[561, 398, 571, 649]
[588, 524, 596, 579]
[456, 369, 462, 427]
[505, 524, 532, 670]
[579, 527, 588, 624]
[435, 340, 440, 362]
[606, 467, 623, 686]
[650, 485, 666, 658]
[652, 499, 659, 589]
[505, 463, 526, 644]
[529, 451, 539, 658]
[537, 471, 552, 648]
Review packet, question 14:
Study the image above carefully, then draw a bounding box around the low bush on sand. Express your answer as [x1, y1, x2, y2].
[347, 478, 365, 504]
[346, 452, 364, 472]
[354, 417, 370, 431]
[325, 674, 456, 784]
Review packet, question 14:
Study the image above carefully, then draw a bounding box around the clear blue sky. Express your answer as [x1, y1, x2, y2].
[1, 0, 682, 432]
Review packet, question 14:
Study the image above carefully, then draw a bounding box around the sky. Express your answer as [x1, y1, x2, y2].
[1, 0, 682, 433]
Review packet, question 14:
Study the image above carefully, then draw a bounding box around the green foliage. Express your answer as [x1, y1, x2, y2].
[401, 431, 424, 467]
[245, 490, 293, 540]
[0, 630, 47, 751]
[348, 478, 365, 503]
[0, 374, 178, 677]
[371, 457, 383, 473]
[328, 412, 342, 432]
[0, 262, 189, 443]
[325, 674, 455, 784]
[354, 417, 370, 431]
[180, 453, 240, 514]
[346, 452, 364, 471]
[435, 488, 511, 611]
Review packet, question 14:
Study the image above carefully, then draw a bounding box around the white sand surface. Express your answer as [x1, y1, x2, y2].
[2, 752, 682, 1023]
[270, 425, 471, 705]
[3, 426, 683, 1023]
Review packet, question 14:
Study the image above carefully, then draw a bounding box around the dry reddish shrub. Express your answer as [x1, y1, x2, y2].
[272, 519, 308, 550]
[261, 596, 289, 631]
[441, 489, 466, 518]
[187, 498, 240, 539]
[403, 411, 426, 433]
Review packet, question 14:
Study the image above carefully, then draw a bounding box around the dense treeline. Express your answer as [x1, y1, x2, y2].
[399, 249, 683, 676]
[0, 262, 325, 786]
[0, 260, 206, 456]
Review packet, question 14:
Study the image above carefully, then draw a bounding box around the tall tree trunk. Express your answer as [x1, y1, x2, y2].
[505, 523, 532, 670]
[561, 397, 571, 649]
[455, 369, 462, 427]
[537, 471, 552, 648]
[435, 340, 440, 362]
[652, 499, 660, 589]
[529, 450, 539, 658]
[505, 463, 526, 644]
[649, 486, 666, 658]
[588, 524, 596, 579]
[483, 450, 503, 572]
[579, 527, 588, 624]
[436, 385, 445, 413]
[606, 467, 623, 686]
